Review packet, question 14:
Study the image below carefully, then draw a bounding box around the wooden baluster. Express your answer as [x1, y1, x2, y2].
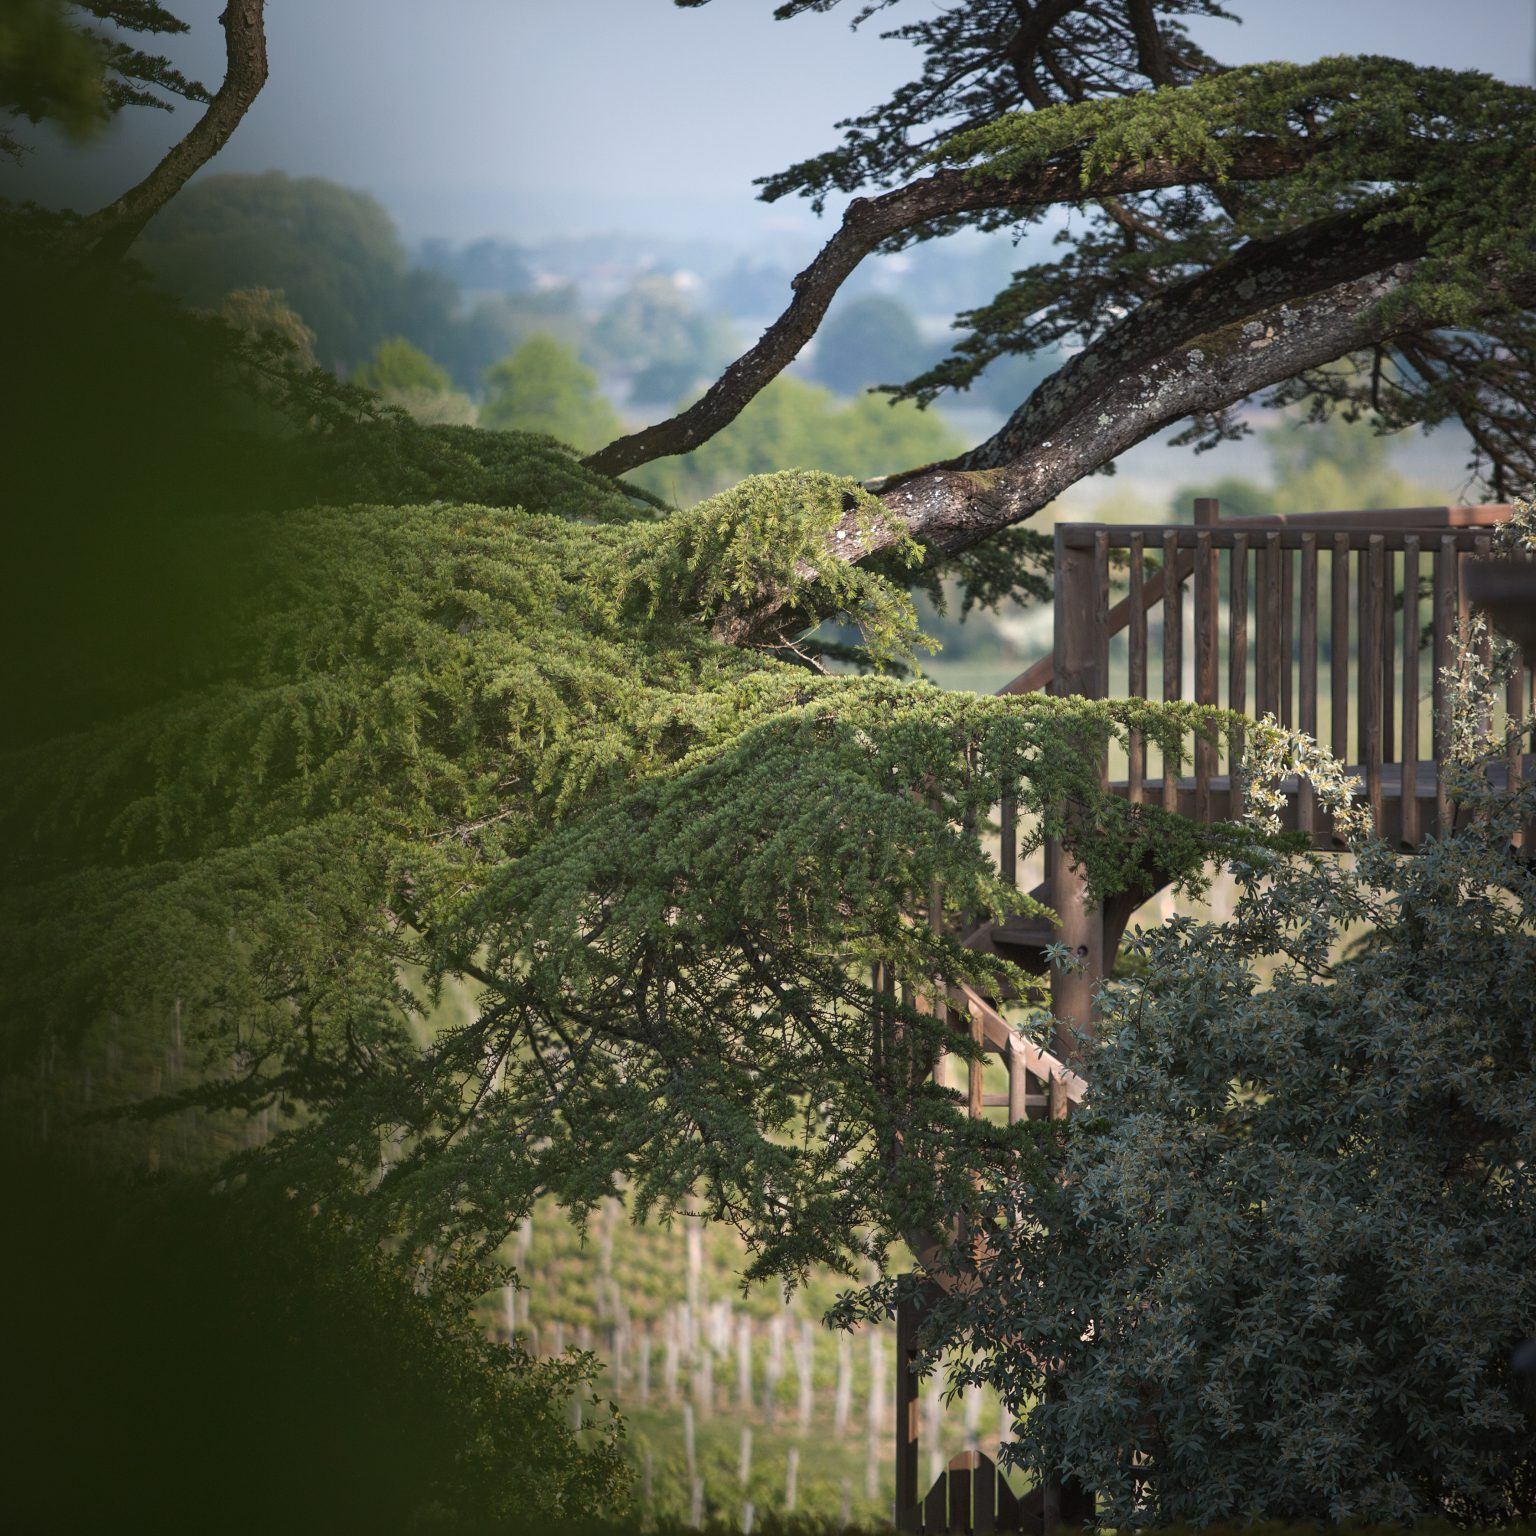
[1229, 534, 1248, 819]
[1298, 533, 1319, 840]
[1509, 659, 1527, 850]
[1434, 534, 1457, 839]
[968, 1004, 984, 1125]
[1194, 529, 1218, 822]
[1280, 542, 1294, 727]
[1051, 530, 1107, 1068]
[895, 1295, 921, 1531]
[1363, 535, 1385, 832]
[1401, 536, 1421, 846]
[1162, 530, 1182, 813]
[1357, 534, 1369, 752]
[1006, 1036, 1027, 1125]
[1257, 531, 1282, 720]
[1331, 532, 1351, 768]
[1127, 532, 1147, 806]
[1475, 534, 1494, 756]
[1382, 547, 1396, 764]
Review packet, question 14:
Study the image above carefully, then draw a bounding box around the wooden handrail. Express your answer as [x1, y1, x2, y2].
[996, 503, 1514, 697]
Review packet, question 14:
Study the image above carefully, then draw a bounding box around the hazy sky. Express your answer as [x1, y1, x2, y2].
[6, 1, 1534, 246]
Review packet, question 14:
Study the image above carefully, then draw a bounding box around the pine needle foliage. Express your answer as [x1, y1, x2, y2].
[902, 58, 1536, 407]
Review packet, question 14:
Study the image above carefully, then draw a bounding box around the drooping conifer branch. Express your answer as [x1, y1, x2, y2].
[71, 0, 268, 259]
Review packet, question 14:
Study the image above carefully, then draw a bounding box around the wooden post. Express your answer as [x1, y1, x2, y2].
[1194, 529, 1219, 823]
[895, 1294, 921, 1531]
[1051, 530, 1106, 1068]
[1401, 536, 1421, 845]
[1229, 534, 1249, 819]
[1299, 534, 1319, 839]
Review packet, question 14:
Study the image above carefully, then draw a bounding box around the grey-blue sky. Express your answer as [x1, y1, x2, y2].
[5, 1, 1533, 246]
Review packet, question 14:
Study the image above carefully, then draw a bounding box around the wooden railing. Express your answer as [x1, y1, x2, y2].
[1001, 503, 1531, 849]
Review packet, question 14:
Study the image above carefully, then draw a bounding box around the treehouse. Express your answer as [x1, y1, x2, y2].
[896, 498, 1532, 1534]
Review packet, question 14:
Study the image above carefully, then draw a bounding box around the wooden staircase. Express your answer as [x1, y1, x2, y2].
[893, 498, 1532, 1533]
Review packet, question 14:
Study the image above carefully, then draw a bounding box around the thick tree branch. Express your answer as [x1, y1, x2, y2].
[960, 204, 1425, 471]
[713, 260, 1536, 644]
[582, 136, 1312, 479]
[1126, 0, 1174, 85]
[72, 2, 268, 260]
[1005, 0, 1080, 107]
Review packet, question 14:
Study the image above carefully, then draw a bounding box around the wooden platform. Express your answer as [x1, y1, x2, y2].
[1115, 754, 1535, 845]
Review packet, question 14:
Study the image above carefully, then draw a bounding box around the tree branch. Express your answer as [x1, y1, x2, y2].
[71, 1, 268, 260]
[960, 204, 1424, 471]
[713, 258, 1536, 644]
[583, 135, 1311, 479]
[1126, 0, 1175, 86]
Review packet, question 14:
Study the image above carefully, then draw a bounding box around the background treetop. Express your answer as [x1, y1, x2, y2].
[0, 1, 208, 163]
[680, 0, 1234, 210]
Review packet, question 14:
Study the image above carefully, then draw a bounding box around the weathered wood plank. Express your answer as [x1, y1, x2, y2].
[925, 1467, 948, 1533]
[1229, 534, 1248, 819]
[1299, 533, 1318, 838]
[1195, 529, 1218, 822]
[1434, 534, 1457, 839]
[1127, 532, 1147, 806]
[949, 1458, 973, 1534]
[1401, 535, 1421, 846]
[1162, 529, 1182, 812]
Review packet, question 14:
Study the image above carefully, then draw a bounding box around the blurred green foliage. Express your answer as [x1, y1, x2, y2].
[809, 294, 933, 398]
[0, 0, 207, 163]
[632, 374, 966, 507]
[135, 171, 465, 370]
[480, 333, 623, 451]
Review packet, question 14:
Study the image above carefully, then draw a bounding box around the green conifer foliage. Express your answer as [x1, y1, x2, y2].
[2, 368, 1239, 1280]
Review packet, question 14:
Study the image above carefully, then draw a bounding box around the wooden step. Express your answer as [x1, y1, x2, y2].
[961, 913, 1056, 972]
